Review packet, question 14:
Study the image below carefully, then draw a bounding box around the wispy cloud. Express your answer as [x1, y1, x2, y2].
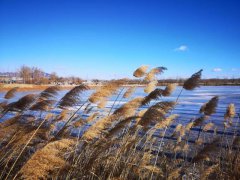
[212, 68, 222, 72]
[174, 45, 188, 52]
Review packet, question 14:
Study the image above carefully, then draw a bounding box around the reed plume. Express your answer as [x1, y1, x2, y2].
[58, 84, 89, 109]
[192, 115, 209, 127]
[136, 109, 148, 123]
[142, 88, 163, 105]
[183, 69, 202, 90]
[142, 84, 175, 106]
[144, 80, 158, 93]
[162, 83, 177, 96]
[133, 65, 149, 78]
[83, 98, 143, 141]
[39, 86, 60, 100]
[144, 67, 167, 81]
[19, 139, 75, 180]
[73, 118, 85, 127]
[81, 115, 115, 141]
[123, 87, 136, 98]
[185, 121, 194, 131]
[89, 81, 122, 104]
[4, 87, 19, 99]
[30, 99, 56, 111]
[137, 101, 175, 130]
[105, 116, 137, 139]
[7, 94, 36, 112]
[224, 103, 235, 120]
[179, 126, 186, 137]
[86, 112, 99, 123]
[200, 96, 218, 115]
[154, 114, 178, 129]
[113, 97, 144, 118]
[54, 109, 69, 122]
[203, 122, 214, 131]
[175, 124, 183, 133]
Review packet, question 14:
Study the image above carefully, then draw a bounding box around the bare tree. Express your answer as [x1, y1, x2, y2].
[19, 65, 32, 84]
[32, 67, 44, 84]
[49, 72, 58, 84]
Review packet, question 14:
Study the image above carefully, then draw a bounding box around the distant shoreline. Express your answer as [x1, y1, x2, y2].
[0, 83, 240, 92]
[0, 84, 75, 92]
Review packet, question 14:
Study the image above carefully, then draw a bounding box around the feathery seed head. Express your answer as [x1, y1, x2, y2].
[200, 96, 219, 115]
[183, 69, 203, 90]
[58, 84, 89, 109]
[162, 83, 177, 96]
[142, 88, 163, 105]
[133, 65, 149, 78]
[224, 103, 235, 120]
[123, 86, 136, 98]
[144, 80, 158, 93]
[4, 87, 19, 99]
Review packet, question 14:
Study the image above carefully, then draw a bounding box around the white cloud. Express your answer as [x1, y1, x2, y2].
[174, 45, 188, 52]
[212, 68, 222, 72]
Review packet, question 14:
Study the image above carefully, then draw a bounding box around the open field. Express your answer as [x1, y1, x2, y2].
[0, 83, 143, 92]
[0, 84, 77, 92]
[0, 67, 240, 179]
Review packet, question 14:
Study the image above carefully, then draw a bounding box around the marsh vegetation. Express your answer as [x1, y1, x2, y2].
[0, 66, 239, 180]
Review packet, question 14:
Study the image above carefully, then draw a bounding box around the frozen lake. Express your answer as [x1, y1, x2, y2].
[1, 86, 240, 134]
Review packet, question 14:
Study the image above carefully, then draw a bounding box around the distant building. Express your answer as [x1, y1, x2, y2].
[0, 72, 23, 83]
[0, 74, 10, 83]
[83, 80, 101, 85]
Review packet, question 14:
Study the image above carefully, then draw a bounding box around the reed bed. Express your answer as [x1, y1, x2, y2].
[0, 66, 239, 180]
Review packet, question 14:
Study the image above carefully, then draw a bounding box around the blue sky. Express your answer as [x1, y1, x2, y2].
[0, 0, 240, 79]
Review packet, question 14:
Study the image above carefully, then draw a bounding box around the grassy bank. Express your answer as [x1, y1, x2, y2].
[0, 84, 78, 92]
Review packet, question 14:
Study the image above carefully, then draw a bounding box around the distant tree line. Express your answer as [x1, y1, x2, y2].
[1, 65, 240, 86]
[124, 78, 240, 86]
[1, 65, 83, 85]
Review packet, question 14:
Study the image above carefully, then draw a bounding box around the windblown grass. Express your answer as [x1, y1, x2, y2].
[0, 65, 239, 180]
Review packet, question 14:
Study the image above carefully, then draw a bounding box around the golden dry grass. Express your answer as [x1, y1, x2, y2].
[0, 66, 239, 180]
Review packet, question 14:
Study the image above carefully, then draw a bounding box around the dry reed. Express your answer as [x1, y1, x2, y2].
[137, 101, 175, 130]
[133, 65, 149, 78]
[19, 139, 75, 179]
[89, 81, 122, 104]
[7, 94, 36, 112]
[4, 87, 19, 99]
[183, 69, 202, 90]
[123, 87, 136, 98]
[0, 65, 239, 180]
[58, 84, 89, 109]
[144, 67, 167, 81]
[200, 96, 219, 116]
[144, 80, 158, 93]
[224, 103, 235, 120]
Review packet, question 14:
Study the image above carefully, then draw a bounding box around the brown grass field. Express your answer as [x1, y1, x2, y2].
[0, 84, 75, 92]
[0, 66, 239, 180]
